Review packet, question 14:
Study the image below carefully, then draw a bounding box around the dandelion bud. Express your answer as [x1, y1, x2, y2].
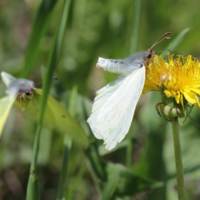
[170, 107, 185, 118]
[163, 105, 172, 117]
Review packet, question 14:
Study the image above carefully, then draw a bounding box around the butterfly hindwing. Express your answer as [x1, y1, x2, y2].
[33, 88, 89, 147]
[0, 96, 16, 138]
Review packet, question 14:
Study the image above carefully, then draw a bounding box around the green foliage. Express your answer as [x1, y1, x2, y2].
[102, 162, 156, 199]
[22, 0, 58, 77]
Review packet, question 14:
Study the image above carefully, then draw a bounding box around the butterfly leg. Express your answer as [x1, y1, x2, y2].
[17, 92, 23, 101]
[155, 102, 171, 121]
[155, 102, 163, 117]
[180, 105, 194, 126]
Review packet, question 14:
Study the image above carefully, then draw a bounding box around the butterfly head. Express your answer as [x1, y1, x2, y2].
[6, 78, 35, 107]
[145, 32, 171, 66]
[17, 87, 34, 101]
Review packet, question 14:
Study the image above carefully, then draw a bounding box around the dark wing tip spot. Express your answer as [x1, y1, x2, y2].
[62, 115, 66, 118]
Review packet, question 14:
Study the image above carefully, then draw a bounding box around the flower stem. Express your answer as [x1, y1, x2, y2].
[171, 117, 185, 200]
[26, 126, 41, 200]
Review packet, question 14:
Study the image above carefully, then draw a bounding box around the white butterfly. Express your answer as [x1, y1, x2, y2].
[87, 33, 171, 150]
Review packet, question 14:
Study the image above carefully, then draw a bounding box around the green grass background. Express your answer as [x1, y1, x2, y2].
[0, 0, 200, 199]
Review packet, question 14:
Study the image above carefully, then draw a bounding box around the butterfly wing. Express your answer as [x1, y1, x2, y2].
[1, 72, 16, 87]
[0, 96, 15, 138]
[26, 89, 56, 128]
[33, 88, 89, 147]
[87, 66, 145, 150]
[87, 76, 124, 140]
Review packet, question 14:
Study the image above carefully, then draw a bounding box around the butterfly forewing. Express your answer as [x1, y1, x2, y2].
[1, 72, 17, 88]
[88, 66, 145, 150]
[88, 76, 125, 139]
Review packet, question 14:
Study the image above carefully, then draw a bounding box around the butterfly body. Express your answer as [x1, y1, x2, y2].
[96, 51, 151, 75]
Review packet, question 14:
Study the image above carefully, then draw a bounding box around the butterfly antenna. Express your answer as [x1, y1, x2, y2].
[150, 32, 171, 50]
[155, 49, 172, 54]
[34, 77, 59, 86]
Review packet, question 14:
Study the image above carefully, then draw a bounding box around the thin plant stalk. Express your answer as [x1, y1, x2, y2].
[26, 0, 70, 199]
[57, 86, 76, 199]
[65, 163, 86, 200]
[171, 117, 185, 200]
[127, 0, 142, 169]
[57, 136, 72, 200]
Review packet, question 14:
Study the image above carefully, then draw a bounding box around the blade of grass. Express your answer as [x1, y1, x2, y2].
[26, 0, 71, 199]
[102, 166, 121, 200]
[65, 163, 86, 200]
[22, 0, 58, 78]
[57, 136, 72, 200]
[127, 0, 142, 170]
[57, 85, 76, 200]
[129, 0, 142, 54]
[162, 28, 190, 59]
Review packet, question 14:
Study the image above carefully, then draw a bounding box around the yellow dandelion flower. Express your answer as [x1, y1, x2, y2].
[143, 54, 200, 109]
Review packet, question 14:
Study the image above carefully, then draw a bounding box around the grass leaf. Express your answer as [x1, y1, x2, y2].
[129, 0, 142, 54]
[27, 0, 73, 199]
[22, 0, 58, 77]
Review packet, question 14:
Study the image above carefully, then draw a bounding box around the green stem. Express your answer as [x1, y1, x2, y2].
[30, 126, 42, 173]
[171, 118, 185, 200]
[57, 86, 75, 199]
[126, 127, 132, 169]
[26, 126, 42, 200]
[66, 163, 86, 200]
[57, 136, 72, 200]
[27, 0, 70, 198]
